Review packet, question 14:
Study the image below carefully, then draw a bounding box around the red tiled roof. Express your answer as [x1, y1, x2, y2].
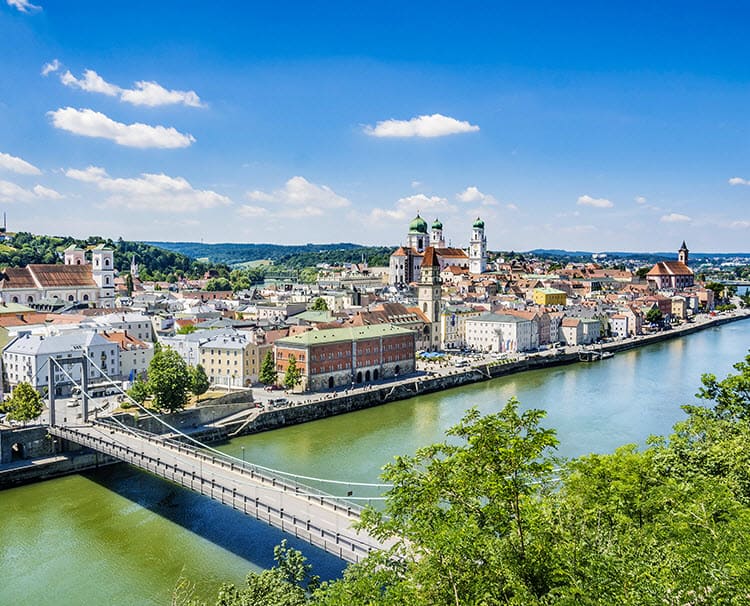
[0, 267, 37, 289]
[647, 261, 693, 277]
[28, 264, 97, 288]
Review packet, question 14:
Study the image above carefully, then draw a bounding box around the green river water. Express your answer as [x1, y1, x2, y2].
[1, 318, 748, 605]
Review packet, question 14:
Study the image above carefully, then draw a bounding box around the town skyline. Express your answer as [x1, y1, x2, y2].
[2, 1, 750, 251]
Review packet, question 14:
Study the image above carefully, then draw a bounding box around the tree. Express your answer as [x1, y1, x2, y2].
[125, 273, 134, 296]
[205, 277, 232, 291]
[147, 347, 191, 413]
[310, 297, 328, 311]
[342, 399, 559, 604]
[127, 377, 151, 404]
[705, 281, 726, 302]
[283, 354, 301, 390]
[5, 382, 43, 423]
[176, 324, 197, 335]
[213, 540, 317, 606]
[645, 307, 663, 324]
[189, 364, 210, 396]
[259, 351, 277, 385]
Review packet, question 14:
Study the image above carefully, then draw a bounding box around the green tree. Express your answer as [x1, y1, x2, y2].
[214, 540, 317, 606]
[127, 377, 151, 404]
[189, 364, 210, 396]
[310, 297, 328, 311]
[205, 277, 232, 291]
[125, 273, 134, 296]
[705, 281, 726, 302]
[259, 351, 277, 385]
[340, 399, 559, 604]
[283, 354, 301, 390]
[298, 267, 319, 284]
[177, 324, 197, 335]
[147, 347, 191, 413]
[5, 382, 44, 423]
[645, 307, 663, 324]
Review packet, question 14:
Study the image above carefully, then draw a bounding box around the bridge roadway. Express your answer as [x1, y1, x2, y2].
[49, 421, 390, 564]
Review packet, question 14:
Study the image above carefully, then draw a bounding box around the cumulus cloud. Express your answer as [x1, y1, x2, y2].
[456, 186, 498, 205]
[41, 59, 60, 76]
[0, 179, 61, 203]
[59, 68, 205, 108]
[7, 0, 41, 13]
[371, 193, 455, 223]
[65, 165, 231, 212]
[0, 151, 41, 175]
[635, 195, 647, 204]
[729, 177, 750, 186]
[660, 213, 692, 223]
[364, 113, 480, 138]
[32, 184, 63, 199]
[61, 69, 120, 96]
[48, 107, 195, 148]
[237, 205, 270, 218]
[577, 194, 614, 209]
[243, 176, 350, 218]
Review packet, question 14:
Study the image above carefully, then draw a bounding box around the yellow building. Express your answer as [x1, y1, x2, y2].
[533, 287, 567, 306]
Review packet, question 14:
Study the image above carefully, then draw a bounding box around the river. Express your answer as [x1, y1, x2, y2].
[1, 318, 749, 605]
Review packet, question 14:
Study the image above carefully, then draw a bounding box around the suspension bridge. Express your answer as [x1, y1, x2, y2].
[42, 352, 393, 564]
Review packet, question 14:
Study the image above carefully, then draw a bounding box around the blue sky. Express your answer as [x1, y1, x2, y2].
[1, 1, 749, 252]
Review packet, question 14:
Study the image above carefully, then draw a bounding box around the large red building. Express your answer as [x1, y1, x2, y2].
[274, 324, 416, 391]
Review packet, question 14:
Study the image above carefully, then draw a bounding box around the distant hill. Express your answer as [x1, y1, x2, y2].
[147, 241, 393, 267]
[529, 249, 750, 262]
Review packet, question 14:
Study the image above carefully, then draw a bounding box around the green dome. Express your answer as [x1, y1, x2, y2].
[431, 218, 443, 230]
[472, 217, 485, 229]
[409, 214, 428, 234]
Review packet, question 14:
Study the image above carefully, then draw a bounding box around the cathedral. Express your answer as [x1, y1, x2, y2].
[388, 214, 487, 286]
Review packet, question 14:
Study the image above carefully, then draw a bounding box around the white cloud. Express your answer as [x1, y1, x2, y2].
[0, 151, 41, 175]
[32, 184, 63, 199]
[0, 179, 60, 203]
[635, 195, 647, 204]
[729, 177, 750, 186]
[120, 81, 204, 108]
[237, 205, 270, 218]
[41, 59, 60, 76]
[660, 213, 692, 223]
[577, 194, 614, 209]
[456, 186, 497, 205]
[61, 69, 120, 96]
[246, 176, 350, 212]
[728, 220, 750, 229]
[7, 0, 41, 13]
[506, 203, 519, 211]
[65, 165, 231, 212]
[371, 193, 455, 223]
[364, 113, 480, 138]
[48, 107, 195, 149]
[59, 68, 205, 108]
[411, 180, 422, 189]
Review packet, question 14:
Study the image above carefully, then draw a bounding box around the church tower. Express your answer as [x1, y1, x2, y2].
[406, 214, 429, 252]
[64, 245, 86, 265]
[431, 218, 445, 248]
[91, 244, 115, 308]
[678, 241, 689, 265]
[469, 217, 487, 274]
[417, 247, 442, 350]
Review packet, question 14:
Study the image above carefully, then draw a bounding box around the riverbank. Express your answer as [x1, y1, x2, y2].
[222, 309, 750, 437]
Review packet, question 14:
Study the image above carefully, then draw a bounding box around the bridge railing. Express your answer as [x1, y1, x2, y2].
[90, 419, 370, 513]
[50, 423, 380, 563]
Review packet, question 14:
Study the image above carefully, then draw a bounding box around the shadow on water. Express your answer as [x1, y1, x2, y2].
[80, 462, 347, 580]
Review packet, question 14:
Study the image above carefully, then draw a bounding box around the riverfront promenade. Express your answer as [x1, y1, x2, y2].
[219, 308, 750, 437]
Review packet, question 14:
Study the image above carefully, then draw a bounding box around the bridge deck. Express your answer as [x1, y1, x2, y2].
[50, 422, 389, 564]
